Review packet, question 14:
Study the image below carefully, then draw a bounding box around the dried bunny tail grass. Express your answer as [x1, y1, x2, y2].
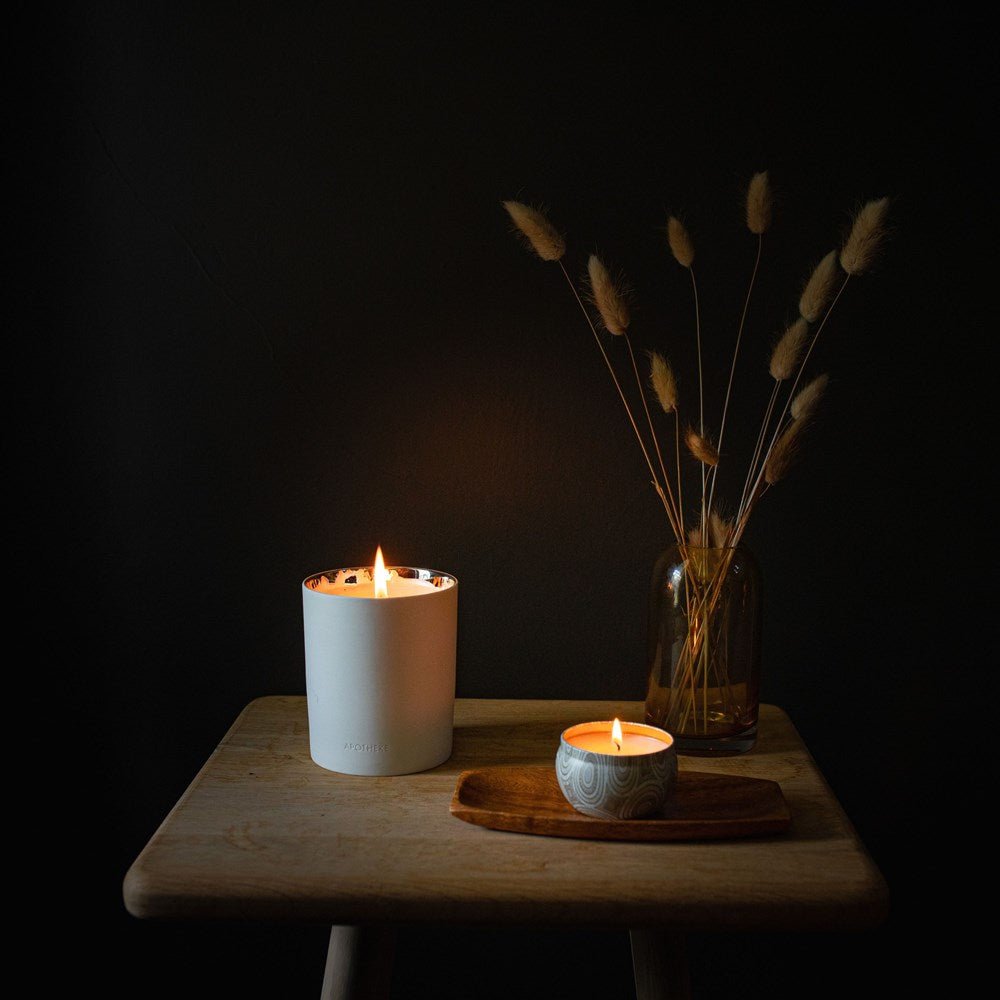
[709, 509, 733, 548]
[502, 200, 565, 261]
[790, 372, 829, 421]
[840, 197, 890, 276]
[587, 255, 630, 335]
[667, 216, 695, 268]
[765, 420, 808, 485]
[688, 525, 707, 547]
[685, 427, 719, 466]
[687, 509, 731, 547]
[798, 250, 840, 323]
[746, 171, 772, 234]
[769, 317, 810, 380]
[648, 350, 678, 412]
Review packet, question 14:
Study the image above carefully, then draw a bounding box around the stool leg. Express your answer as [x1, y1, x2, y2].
[629, 928, 691, 1000]
[320, 926, 396, 1000]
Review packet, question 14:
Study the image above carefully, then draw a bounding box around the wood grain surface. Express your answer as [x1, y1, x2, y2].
[451, 766, 791, 840]
[123, 698, 887, 930]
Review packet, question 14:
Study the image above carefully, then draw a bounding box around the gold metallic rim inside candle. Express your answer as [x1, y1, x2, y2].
[303, 566, 457, 596]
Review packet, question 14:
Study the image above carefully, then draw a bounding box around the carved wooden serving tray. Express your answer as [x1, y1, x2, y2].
[451, 766, 790, 841]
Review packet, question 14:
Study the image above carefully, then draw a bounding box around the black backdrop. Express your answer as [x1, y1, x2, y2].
[19, 3, 989, 996]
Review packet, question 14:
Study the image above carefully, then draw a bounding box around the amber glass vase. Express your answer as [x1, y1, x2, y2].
[645, 544, 762, 754]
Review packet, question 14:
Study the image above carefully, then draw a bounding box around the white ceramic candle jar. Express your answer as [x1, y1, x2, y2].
[302, 561, 458, 776]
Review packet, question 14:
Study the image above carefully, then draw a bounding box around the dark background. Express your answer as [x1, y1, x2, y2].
[18, 2, 989, 996]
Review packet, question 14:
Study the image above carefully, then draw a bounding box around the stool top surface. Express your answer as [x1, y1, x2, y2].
[124, 697, 887, 929]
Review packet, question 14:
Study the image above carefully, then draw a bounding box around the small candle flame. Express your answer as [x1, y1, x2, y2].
[373, 546, 389, 599]
[612, 717, 623, 753]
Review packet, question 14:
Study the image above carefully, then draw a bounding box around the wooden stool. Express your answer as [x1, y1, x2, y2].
[124, 698, 887, 997]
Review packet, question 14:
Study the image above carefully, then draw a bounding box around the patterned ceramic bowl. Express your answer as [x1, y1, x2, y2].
[556, 721, 677, 820]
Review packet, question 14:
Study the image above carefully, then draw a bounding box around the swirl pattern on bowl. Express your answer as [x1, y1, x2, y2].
[555, 722, 677, 820]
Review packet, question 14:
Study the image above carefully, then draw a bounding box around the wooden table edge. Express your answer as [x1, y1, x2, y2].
[123, 698, 270, 918]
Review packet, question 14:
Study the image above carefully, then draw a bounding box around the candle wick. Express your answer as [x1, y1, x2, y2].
[613, 738, 621, 752]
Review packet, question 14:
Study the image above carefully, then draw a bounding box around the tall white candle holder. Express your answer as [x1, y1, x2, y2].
[302, 564, 458, 776]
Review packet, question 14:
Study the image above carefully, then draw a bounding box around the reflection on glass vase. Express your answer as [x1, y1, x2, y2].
[645, 544, 762, 755]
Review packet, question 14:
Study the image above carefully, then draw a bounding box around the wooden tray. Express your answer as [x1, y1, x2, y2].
[451, 766, 790, 841]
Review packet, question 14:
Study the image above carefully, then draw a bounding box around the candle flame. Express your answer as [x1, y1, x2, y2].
[373, 546, 389, 598]
[612, 717, 623, 752]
